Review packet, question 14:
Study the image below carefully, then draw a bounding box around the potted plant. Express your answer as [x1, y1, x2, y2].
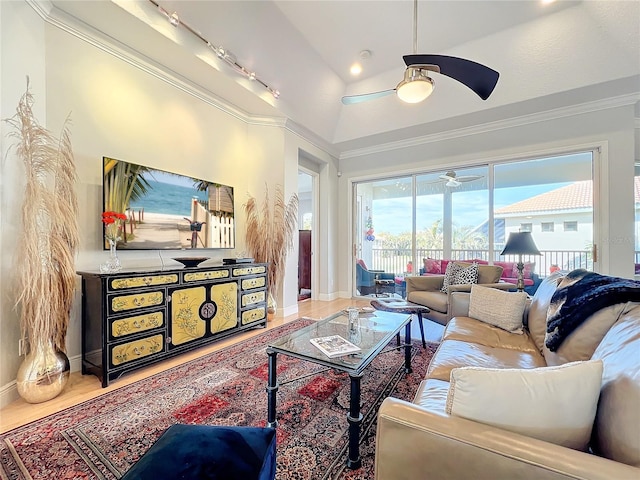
[244, 184, 298, 318]
[5, 81, 79, 403]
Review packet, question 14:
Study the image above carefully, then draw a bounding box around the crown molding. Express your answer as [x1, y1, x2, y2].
[27, 0, 330, 152]
[340, 93, 640, 160]
[283, 119, 340, 159]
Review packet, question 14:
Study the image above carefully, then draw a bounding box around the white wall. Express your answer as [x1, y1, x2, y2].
[0, 3, 338, 406]
[338, 104, 638, 296]
[0, 1, 47, 406]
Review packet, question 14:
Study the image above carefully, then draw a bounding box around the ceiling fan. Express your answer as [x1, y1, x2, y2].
[437, 171, 483, 187]
[341, 0, 499, 105]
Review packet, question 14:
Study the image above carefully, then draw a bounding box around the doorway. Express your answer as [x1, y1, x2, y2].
[298, 171, 313, 301]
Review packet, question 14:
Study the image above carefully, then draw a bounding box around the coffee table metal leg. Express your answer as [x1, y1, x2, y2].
[404, 323, 413, 374]
[416, 312, 427, 348]
[266, 348, 278, 428]
[346, 373, 363, 469]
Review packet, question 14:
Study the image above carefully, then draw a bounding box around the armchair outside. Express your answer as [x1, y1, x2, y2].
[356, 261, 395, 296]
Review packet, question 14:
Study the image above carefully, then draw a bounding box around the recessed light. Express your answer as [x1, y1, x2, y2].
[350, 63, 363, 76]
[541, 0, 556, 4]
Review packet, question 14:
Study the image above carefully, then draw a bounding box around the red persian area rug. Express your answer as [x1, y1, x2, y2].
[0, 318, 437, 480]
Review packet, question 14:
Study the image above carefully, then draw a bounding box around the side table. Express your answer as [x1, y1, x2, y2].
[370, 298, 429, 348]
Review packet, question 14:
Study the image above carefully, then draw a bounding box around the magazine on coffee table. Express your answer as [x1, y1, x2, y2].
[309, 335, 361, 358]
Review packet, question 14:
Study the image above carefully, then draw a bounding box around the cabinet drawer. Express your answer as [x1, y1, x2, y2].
[242, 306, 266, 325]
[111, 310, 164, 339]
[242, 290, 265, 307]
[111, 334, 165, 367]
[183, 270, 229, 282]
[110, 291, 164, 313]
[110, 274, 178, 290]
[241, 276, 266, 290]
[233, 266, 266, 277]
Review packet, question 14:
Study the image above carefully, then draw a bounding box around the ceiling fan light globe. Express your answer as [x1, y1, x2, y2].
[396, 76, 434, 103]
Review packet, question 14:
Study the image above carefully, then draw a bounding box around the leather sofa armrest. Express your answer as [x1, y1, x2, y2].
[375, 398, 638, 480]
[405, 275, 444, 294]
[450, 291, 470, 317]
[445, 282, 513, 320]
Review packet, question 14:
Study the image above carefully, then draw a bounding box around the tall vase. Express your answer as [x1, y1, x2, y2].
[100, 237, 122, 273]
[267, 292, 277, 321]
[16, 340, 70, 403]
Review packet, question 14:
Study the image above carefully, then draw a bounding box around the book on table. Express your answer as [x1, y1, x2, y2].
[309, 335, 361, 358]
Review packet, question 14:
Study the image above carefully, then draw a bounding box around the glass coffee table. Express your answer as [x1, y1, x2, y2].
[266, 309, 413, 469]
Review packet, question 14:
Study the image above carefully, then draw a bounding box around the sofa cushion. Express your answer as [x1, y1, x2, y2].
[543, 302, 631, 366]
[444, 317, 539, 353]
[413, 379, 449, 413]
[441, 262, 479, 294]
[446, 360, 603, 450]
[591, 306, 640, 467]
[469, 285, 528, 334]
[426, 339, 546, 382]
[527, 272, 565, 353]
[408, 290, 448, 313]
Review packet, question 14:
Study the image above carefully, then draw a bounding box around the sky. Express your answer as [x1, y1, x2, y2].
[372, 183, 567, 235]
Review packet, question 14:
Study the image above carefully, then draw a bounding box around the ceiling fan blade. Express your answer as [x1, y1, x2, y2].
[403, 54, 499, 100]
[341, 88, 396, 105]
[456, 175, 483, 182]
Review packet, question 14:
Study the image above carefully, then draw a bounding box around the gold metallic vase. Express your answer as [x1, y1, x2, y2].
[267, 292, 277, 320]
[16, 341, 70, 404]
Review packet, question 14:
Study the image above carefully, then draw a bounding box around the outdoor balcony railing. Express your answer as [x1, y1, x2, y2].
[366, 248, 593, 278]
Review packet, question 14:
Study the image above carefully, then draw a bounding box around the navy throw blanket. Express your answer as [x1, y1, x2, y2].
[545, 269, 640, 351]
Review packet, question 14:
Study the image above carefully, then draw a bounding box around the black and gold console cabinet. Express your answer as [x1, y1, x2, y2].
[78, 263, 268, 387]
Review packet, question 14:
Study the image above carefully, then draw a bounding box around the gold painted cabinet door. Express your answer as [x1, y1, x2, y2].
[210, 282, 238, 333]
[170, 286, 207, 346]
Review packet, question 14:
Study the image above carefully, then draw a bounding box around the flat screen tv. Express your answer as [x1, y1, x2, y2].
[103, 157, 235, 250]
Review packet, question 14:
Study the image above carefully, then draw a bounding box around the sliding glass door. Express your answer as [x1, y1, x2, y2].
[353, 151, 595, 298]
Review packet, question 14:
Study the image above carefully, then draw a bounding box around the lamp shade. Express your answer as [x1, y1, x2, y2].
[500, 232, 541, 256]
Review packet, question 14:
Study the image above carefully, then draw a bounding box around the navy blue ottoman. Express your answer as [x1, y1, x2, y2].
[121, 424, 276, 480]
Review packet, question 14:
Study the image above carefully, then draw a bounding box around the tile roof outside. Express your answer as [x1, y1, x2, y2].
[496, 178, 640, 215]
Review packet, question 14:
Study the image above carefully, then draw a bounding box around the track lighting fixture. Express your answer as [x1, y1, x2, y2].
[149, 0, 280, 99]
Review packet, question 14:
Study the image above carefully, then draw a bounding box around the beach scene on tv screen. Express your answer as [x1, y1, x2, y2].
[103, 157, 235, 250]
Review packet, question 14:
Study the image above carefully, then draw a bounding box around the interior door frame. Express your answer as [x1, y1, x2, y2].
[298, 166, 320, 300]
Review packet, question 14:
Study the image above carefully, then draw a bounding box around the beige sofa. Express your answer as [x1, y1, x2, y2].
[375, 272, 640, 480]
[405, 263, 512, 325]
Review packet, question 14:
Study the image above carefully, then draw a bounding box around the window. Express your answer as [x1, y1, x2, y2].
[564, 221, 578, 232]
[520, 223, 532, 232]
[541, 222, 554, 232]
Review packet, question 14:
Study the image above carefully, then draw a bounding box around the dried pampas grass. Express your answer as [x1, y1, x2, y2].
[244, 184, 298, 300]
[4, 79, 79, 353]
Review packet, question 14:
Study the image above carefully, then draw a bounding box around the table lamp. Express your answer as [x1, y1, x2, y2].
[500, 232, 541, 292]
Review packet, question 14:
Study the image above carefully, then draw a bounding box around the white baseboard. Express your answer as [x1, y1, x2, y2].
[317, 291, 341, 301]
[282, 303, 299, 318]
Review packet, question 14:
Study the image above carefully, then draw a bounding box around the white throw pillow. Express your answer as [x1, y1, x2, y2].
[446, 360, 603, 450]
[441, 262, 479, 294]
[469, 285, 528, 334]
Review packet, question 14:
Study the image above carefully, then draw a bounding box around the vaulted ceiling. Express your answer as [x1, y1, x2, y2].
[50, 1, 640, 156]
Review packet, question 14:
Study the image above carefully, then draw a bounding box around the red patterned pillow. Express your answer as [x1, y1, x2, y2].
[423, 258, 442, 274]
